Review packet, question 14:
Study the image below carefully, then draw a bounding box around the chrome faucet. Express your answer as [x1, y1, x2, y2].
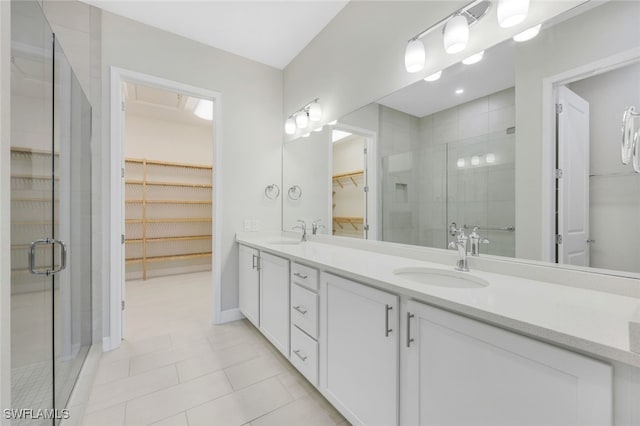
[311, 219, 325, 235]
[292, 220, 307, 242]
[448, 222, 469, 272]
[469, 226, 490, 256]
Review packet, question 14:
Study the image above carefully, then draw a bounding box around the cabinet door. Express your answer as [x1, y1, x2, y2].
[320, 273, 399, 426]
[259, 252, 290, 357]
[402, 300, 612, 426]
[238, 244, 260, 327]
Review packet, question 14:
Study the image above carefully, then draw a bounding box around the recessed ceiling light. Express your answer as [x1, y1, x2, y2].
[455, 88, 464, 95]
[471, 155, 480, 166]
[328, 120, 337, 126]
[486, 153, 496, 163]
[513, 24, 542, 42]
[313, 126, 324, 132]
[462, 50, 484, 65]
[332, 130, 352, 143]
[457, 158, 465, 168]
[424, 70, 442, 82]
[194, 99, 213, 121]
[302, 132, 310, 138]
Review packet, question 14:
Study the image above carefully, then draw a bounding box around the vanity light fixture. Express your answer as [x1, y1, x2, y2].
[486, 153, 496, 163]
[471, 155, 481, 165]
[404, 0, 491, 72]
[424, 70, 443, 82]
[455, 88, 465, 94]
[462, 50, 485, 65]
[513, 24, 541, 42]
[457, 158, 466, 168]
[497, 0, 529, 28]
[284, 98, 322, 135]
[405, 39, 426, 73]
[193, 99, 213, 121]
[444, 15, 469, 54]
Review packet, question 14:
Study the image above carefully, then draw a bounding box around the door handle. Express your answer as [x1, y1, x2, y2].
[29, 238, 67, 276]
[407, 312, 415, 348]
[252, 254, 256, 269]
[385, 304, 393, 337]
[293, 305, 307, 315]
[293, 272, 308, 279]
[293, 349, 307, 361]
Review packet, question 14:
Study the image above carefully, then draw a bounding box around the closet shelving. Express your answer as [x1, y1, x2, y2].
[124, 157, 213, 280]
[332, 169, 365, 235]
[332, 170, 364, 188]
[333, 216, 364, 230]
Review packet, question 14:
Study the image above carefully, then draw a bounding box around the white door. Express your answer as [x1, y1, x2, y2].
[557, 86, 590, 266]
[402, 300, 612, 426]
[320, 273, 399, 426]
[238, 244, 260, 327]
[259, 252, 290, 357]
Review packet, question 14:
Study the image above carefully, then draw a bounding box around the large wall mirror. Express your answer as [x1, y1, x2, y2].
[282, 0, 640, 276]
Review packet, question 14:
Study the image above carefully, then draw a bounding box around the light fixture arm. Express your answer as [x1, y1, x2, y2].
[286, 97, 320, 121]
[408, 0, 491, 42]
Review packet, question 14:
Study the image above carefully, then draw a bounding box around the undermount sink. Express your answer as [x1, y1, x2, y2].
[393, 267, 489, 289]
[266, 239, 301, 245]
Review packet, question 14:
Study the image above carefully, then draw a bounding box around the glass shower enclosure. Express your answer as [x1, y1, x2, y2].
[10, 1, 92, 423]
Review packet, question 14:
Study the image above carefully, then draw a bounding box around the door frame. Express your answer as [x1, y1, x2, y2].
[330, 123, 378, 240]
[108, 67, 223, 350]
[540, 47, 640, 263]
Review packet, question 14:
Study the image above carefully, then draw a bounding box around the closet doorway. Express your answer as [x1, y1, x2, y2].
[110, 69, 222, 348]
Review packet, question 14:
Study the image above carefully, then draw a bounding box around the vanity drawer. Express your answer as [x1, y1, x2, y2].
[291, 283, 318, 339]
[290, 325, 318, 386]
[291, 262, 318, 291]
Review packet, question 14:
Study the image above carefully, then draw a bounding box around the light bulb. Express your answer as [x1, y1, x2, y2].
[443, 15, 469, 54]
[471, 155, 480, 166]
[302, 132, 310, 138]
[328, 120, 337, 126]
[313, 126, 323, 132]
[295, 111, 309, 129]
[513, 24, 541, 42]
[457, 158, 465, 168]
[497, 0, 529, 28]
[486, 153, 496, 163]
[308, 101, 322, 121]
[193, 99, 213, 121]
[455, 88, 464, 95]
[284, 117, 296, 135]
[424, 70, 442, 82]
[404, 38, 426, 73]
[462, 50, 484, 65]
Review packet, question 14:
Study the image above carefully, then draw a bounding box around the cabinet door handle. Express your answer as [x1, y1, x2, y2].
[256, 256, 262, 271]
[293, 305, 308, 315]
[385, 304, 393, 337]
[293, 272, 308, 279]
[293, 349, 307, 361]
[252, 254, 256, 269]
[407, 312, 415, 348]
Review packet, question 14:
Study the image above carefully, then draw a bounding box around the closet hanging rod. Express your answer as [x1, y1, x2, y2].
[125, 157, 213, 170]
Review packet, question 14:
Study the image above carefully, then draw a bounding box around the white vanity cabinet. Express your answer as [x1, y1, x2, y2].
[238, 244, 260, 327]
[402, 300, 613, 426]
[258, 252, 290, 357]
[320, 273, 399, 426]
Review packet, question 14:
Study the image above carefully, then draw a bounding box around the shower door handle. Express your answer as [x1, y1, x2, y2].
[29, 238, 67, 276]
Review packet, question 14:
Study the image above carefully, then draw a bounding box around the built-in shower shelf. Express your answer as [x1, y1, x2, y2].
[11, 174, 59, 180]
[124, 157, 213, 280]
[333, 170, 364, 188]
[11, 147, 59, 156]
[11, 198, 59, 202]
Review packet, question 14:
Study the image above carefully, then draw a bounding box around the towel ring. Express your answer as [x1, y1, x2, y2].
[288, 185, 302, 201]
[621, 106, 639, 165]
[264, 184, 280, 200]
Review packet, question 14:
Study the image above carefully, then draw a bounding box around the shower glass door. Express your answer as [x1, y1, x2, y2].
[10, 1, 92, 423]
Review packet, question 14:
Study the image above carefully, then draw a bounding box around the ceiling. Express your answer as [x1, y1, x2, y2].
[124, 82, 212, 127]
[81, 0, 348, 69]
[378, 40, 515, 118]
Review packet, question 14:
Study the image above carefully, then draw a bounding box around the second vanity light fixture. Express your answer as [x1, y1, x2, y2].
[405, 0, 530, 74]
[285, 98, 322, 135]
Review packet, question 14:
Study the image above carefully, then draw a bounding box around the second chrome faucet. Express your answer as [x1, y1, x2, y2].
[449, 223, 490, 272]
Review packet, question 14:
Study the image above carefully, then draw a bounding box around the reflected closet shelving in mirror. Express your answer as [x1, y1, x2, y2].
[124, 157, 213, 281]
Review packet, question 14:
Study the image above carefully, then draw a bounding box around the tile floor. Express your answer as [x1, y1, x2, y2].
[82, 271, 349, 426]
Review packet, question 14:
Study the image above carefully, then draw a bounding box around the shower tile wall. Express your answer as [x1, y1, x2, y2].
[380, 88, 516, 257]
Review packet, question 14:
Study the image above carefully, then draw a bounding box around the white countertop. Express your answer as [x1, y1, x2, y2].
[236, 233, 640, 368]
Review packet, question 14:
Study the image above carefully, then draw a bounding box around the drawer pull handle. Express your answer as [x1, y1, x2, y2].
[293, 305, 308, 315]
[293, 349, 307, 361]
[385, 304, 393, 337]
[293, 272, 308, 279]
[407, 312, 415, 348]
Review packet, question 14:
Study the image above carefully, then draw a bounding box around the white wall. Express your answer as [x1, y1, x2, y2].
[514, 0, 640, 260]
[124, 113, 212, 165]
[101, 11, 283, 322]
[284, 1, 579, 137]
[568, 63, 640, 273]
[0, 1, 11, 420]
